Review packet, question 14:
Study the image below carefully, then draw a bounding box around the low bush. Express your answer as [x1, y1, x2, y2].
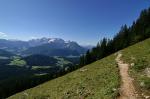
[133, 58, 148, 71]
[140, 77, 150, 89]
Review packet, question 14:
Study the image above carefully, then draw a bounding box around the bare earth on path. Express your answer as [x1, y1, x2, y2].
[116, 53, 137, 99]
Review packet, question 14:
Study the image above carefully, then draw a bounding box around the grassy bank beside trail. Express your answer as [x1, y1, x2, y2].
[121, 38, 150, 96]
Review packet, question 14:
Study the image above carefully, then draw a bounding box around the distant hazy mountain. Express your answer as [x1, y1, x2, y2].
[0, 38, 87, 56]
[23, 38, 87, 56]
[0, 39, 29, 53]
[82, 45, 94, 50]
[28, 38, 66, 47]
[0, 49, 15, 57]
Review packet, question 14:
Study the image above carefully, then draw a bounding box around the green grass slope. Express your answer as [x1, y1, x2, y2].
[121, 38, 150, 96]
[8, 55, 119, 99]
[8, 38, 150, 99]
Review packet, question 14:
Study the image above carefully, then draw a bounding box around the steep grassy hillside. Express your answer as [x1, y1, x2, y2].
[8, 38, 150, 99]
[8, 54, 119, 99]
[121, 38, 150, 96]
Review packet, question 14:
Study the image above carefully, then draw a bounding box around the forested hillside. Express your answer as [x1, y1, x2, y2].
[0, 54, 79, 98]
[8, 54, 119, 99]
[2, 4, 150, 99]
[80, 7, 150, 66]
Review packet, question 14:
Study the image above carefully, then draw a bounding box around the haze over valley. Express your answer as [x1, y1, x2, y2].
[0, 0, 150, 98]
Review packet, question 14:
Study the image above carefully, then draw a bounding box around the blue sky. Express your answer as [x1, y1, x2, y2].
[0, 0, 149, 45]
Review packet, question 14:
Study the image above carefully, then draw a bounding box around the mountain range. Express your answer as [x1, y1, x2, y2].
[0, 38, 87, 56]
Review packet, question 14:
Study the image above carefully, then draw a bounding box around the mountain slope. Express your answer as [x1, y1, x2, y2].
[0, 39, 29, 53]
[22, 39, 86, 56]
[22, 44, 81, 56]
[0, 49, 14, 58]
[8, 54, 119, 99]
[0, 38, 87, 56]
[8, 38, 150, 99]
[121, 38, 150, 97]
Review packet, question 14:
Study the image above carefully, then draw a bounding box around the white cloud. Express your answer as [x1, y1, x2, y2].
[0, 32, 7, 38]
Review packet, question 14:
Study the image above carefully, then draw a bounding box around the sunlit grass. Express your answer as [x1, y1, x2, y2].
[121, 38, 150, 96]
[9, 57, 26, 67]
[8, 54, 119, 99]
[31, 66, 51, 70]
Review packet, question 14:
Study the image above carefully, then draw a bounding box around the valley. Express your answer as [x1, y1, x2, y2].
[0, 48, 81, 98]
[8, 53, 119, 99]
[0, 1, 150, 99]
[8, 37, 150, 99]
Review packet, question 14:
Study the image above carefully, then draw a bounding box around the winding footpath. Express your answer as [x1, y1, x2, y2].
[116, 53, 137, 99]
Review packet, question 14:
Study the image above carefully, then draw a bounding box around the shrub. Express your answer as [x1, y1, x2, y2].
[133, 58, 148, 71]
[140, 77, 150, 89]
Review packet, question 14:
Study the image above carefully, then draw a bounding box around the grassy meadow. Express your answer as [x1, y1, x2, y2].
[8, 54, 119, 99]
[121, 38, 150, 96]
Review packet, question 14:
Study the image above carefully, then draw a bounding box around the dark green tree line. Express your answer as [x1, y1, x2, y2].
[80, 7, 150, 66]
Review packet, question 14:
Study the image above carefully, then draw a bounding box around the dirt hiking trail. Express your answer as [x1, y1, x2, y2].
[116, 53, 137, 99]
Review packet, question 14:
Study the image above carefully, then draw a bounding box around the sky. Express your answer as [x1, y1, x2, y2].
[0, 0, 149, 45]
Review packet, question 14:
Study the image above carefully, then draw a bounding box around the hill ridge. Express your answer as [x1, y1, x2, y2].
[8, 38, 150, 99]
